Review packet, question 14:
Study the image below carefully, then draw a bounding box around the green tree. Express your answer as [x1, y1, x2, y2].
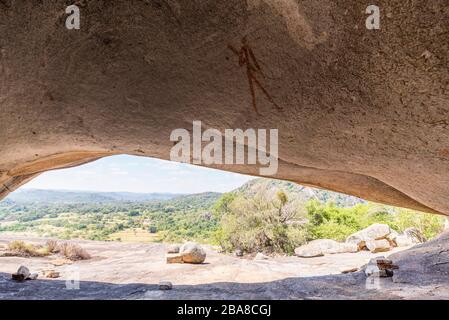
[215, 190, 307, 254]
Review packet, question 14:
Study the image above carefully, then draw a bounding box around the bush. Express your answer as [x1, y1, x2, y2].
[45, 239, 59, 253]
[308, 220, 357, 241]
[57, 242, 91, 261]
[393, 208, 445, 239]
[215, 190, 307, 254]
[305, 200, 446, 242]
[7, 240, 49, 257]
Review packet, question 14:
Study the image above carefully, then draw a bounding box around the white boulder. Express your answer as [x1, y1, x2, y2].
[179, 242, 206, 264]
[365, 239, 392, 253]
[295, 239, 358, 258]
[346, 224, 392, 249]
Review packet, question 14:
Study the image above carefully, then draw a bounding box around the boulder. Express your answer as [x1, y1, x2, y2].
[11, 265, 31, 281]
[346, 224, 391, 249]
[395, 228, 426, 247]
[167, 244, 180, 254]
[395, 235, 414, 247]
[327, 242, 359, 254]
[365, 239, 392, 253]
[28, 273, 38, 280]
[11, 273, 26, 281]
[179, 242, 206, 264]
[158, 281, 173, 290]
[385, 230, 399, 247]
[17, 265, 30, 278]
[295, 239, 339, 257]
[295, 239, 334, 257]
[404, 227, 426, 243]
[166, 253, 184, 264]
[295, 239, 359, 258]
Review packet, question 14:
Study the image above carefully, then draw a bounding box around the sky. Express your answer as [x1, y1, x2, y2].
[21, 155, 253, 194]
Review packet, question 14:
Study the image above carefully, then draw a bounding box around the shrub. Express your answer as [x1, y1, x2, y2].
[308, 220, 357, 241]
[57, 242, 91, 261]
[7, 240, 49, 257]
[215, 190, 307, 254]
[305, 200, 446, 242]
[45, 239, 59, 253]
[393, 208, 445, 239]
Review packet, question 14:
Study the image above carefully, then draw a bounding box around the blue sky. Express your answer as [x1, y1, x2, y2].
[22, 155, 253, 194]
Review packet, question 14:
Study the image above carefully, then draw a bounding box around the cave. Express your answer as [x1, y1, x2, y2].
[0, 0, 448, 302]
[1, 1, 448, 216]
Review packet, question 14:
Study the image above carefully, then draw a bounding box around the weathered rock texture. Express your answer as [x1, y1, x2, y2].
[2, 234, 449, 299]
[0, 1, 448, 215]
[295, 239, 358, 257]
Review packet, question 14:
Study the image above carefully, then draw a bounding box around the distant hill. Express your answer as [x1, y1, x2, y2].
[4, 189, 183, 204]
[3, 179, 364, 207]
[0, 179, 366, 242]
[234, 178, 365, 207]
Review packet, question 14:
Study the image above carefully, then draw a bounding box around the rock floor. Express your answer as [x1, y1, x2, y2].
[1, 233, 449, 300]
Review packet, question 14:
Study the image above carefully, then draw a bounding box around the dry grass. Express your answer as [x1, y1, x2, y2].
[3, 240, 91, 261]
[6, 240, 49, 257]
[57, 242, 91, 261]
[45, 239, 59, 253]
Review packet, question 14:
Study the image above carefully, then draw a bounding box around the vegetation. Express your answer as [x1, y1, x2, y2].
[213, 182, 446, 254]
[214, 191, 307, 254]
[4, 239, 90, 260]
[0, 179, 446, 256]
[57, 241, 91, 261]
[6, 240, 49, 257]
[0, 192, 221, 243]
[305, 200, 445, 241]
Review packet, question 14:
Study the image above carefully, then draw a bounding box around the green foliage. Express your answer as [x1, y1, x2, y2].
[393, 208, 445, 239]
[305, 200, 445, 242]
[212, 193, 236, 218]
[0, 192, 221, 243]
[148, 225, 157, 233]
[215, 190, 307, 254]
[0, 180, 446, 255]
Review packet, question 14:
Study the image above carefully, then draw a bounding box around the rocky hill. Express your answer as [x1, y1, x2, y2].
[234, 178, 365, 207]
